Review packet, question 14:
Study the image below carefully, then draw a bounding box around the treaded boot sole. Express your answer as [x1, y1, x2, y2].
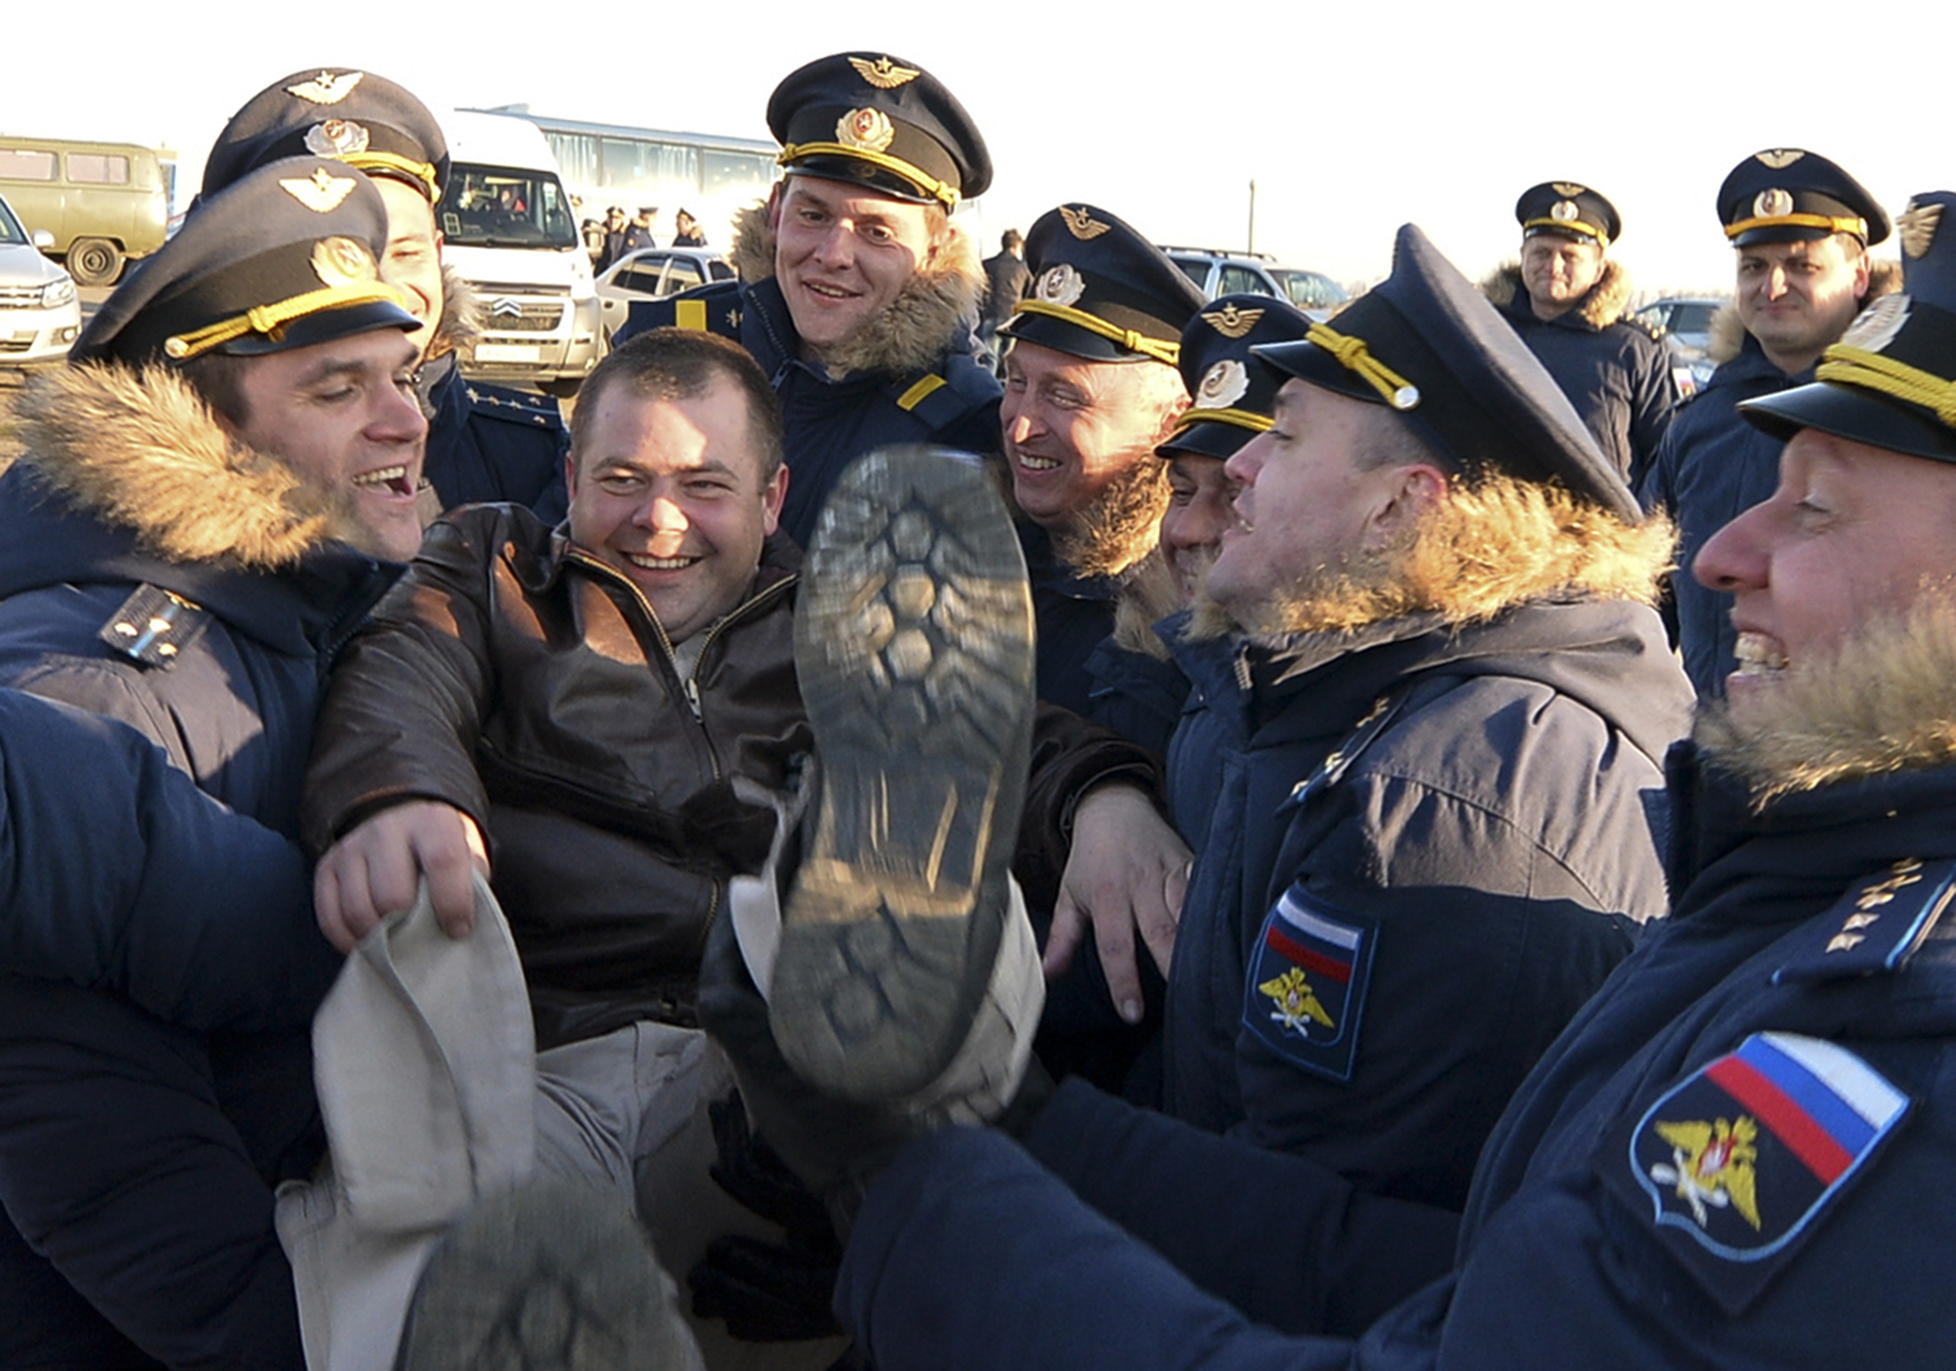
[775, 445, 1035, 1102]
[395, 1181, 696, 1371]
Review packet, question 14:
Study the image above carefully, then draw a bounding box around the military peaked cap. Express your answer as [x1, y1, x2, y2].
[767, 52, 990, 207]
[1717, 148, 1889, 248]
[1250, 224, 1639, 521]
[74, 157, 418, 366]
[1515, 181, 1622, 247]
[1160, 293, 1313, 461]
[1001, 204, 1205, 366]
[203, 68, 450, 205]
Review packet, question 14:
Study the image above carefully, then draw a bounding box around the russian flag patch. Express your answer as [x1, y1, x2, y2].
[1241, 884, 1377, 1082]
[1602, 1031, 1911, 1312]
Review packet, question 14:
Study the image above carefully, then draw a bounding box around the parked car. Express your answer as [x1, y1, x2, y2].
[1634, 295, 1726, 396]
[595, 247, 735, 342]
[1161, 247, 1349, 320]
[0, 192, 82, 367]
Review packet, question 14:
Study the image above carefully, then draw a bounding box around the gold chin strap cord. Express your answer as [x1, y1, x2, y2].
[163, 282, 408, 360]
[1724, 212, 1867, 241]
[1171, 406, 1271, 436]
[1818, 344, 1956, 427]
[348, 152, 442, 203]
[1010, 301, 1180, 366]
[775, 143, 959, 209]
[1305, 323, 1421, 410]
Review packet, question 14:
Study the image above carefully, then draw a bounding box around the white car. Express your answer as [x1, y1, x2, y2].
[596, 248, 735, 343]
[0, 192, 81, 367]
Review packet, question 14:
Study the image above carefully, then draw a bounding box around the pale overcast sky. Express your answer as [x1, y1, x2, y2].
[6, 0, 1946, 295]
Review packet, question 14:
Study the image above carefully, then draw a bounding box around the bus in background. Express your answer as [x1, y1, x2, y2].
[463, 108, 778, 250]
[440, 110, 604, 397]
[0, 136, 174, 285]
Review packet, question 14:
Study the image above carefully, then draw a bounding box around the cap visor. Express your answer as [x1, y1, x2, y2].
[1742, 382, 1956, 463]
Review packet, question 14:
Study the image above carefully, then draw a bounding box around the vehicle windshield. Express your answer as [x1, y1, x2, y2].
[439, 165, 579, 249]
[1271, 269, 1348, 312]
[1670, 302, 1719, 335]
[0, 197, 26, 245]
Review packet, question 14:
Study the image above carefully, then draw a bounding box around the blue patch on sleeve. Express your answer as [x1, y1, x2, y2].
[1240, 883, 1377, 1083]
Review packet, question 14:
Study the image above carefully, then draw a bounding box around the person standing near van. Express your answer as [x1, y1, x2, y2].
[202, 68, 570, 520]
[617, 51, 1001, 546]
[624, 205, 659, 253]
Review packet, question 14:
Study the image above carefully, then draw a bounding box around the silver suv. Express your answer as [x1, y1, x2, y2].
[0, 191, 81, 367]
[1162, 247, 1348, 320]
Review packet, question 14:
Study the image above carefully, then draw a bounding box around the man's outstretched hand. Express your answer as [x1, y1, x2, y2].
[314, 800, 489, 952]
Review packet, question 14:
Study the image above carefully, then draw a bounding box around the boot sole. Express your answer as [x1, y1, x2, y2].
[394, 1181, 695, 1371]
[774, 446, 1034, 1102]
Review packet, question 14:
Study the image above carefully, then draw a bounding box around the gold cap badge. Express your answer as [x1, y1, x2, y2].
[304, 119, 370, 159]
[1552, 182, 1587, 197]
[1195, 359, 1250, 409]
[287, 70, 364, 105]
[836, 107, 896, 154]
[1755, 149, 1805, 170]
[849, 56, 920, 89]
[311, 236, 378, 289]
[1059, 206, 1110, 241]
[280, 166, 358, 213]
[1035, 264, 1086, 308]
[1201, 304, 1263, 339]
[1899, 200, 1943, 260]
[1753, 188, 1795, 220]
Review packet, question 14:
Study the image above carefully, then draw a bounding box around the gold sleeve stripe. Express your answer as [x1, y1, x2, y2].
[674, 299, 710, 332]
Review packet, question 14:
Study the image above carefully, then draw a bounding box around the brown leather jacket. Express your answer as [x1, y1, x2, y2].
[304, 504, 1154, 1050]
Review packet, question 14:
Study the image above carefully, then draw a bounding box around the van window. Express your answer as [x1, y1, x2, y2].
[440, 165, 579, 250]
[66, 154, 131, 185]
[0, 149, 57, 181]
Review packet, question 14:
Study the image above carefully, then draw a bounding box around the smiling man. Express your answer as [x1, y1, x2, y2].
[1483, 181, 1676, 487]
[619, 51, 1001, 547]
[1641, 148, 1893, 698]
[201, 67, 571, 520]
[0, 156, 425, 1370]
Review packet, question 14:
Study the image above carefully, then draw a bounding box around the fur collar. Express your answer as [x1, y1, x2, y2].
[10, 362, 363, 569]
[1481, 258, 1634, 330]
[1707, 257, 1903, 365]
[728, 199, 985, 378]
[1192, 470, 1674, 641]
[1696, 596, 1956, 806]
[424, 263, 482, 364]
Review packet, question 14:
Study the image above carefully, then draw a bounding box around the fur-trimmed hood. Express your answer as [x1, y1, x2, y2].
[1482, 258, 1635, 330]
[1193, 469, 1675, 642]
[728, 198, 985, 378]
[1696, 597, 1956, 807]
[1706, 257, 1903, 365]
[7, 361, 365, 569]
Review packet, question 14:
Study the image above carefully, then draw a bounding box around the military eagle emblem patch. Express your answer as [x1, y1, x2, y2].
[1241, 884, 1376, 1082]
[1604, 1031, 1909, 1312]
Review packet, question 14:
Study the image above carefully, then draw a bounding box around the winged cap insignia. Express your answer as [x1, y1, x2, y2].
[1756, 149, 1805, 170]
[281, 166, 358, 213]
[287, 70, 364, 105]
[1552, 182, 1587, 197]
[1058, 206, 1110, 240]
[304, 119, 370, 159]
[1201, 303, 1262, 339]
[850, 56, 920, 89]
[1899, 201, 1944, 260]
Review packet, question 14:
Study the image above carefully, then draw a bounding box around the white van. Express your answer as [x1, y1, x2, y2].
[439, 111, 603, 395]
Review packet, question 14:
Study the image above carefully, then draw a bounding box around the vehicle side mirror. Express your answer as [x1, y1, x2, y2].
[31, 229, 54, 251]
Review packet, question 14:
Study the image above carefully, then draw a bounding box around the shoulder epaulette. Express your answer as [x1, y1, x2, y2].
[98, 585, 211, 669]
[1620, 312, 1665, 340]
[461, 380, 563, 431]
[619, 280, 744, 346]
[1774, 857, 1956, 984]
[887, 355, 1002, 429]
[1279, 691, 1408, 812]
